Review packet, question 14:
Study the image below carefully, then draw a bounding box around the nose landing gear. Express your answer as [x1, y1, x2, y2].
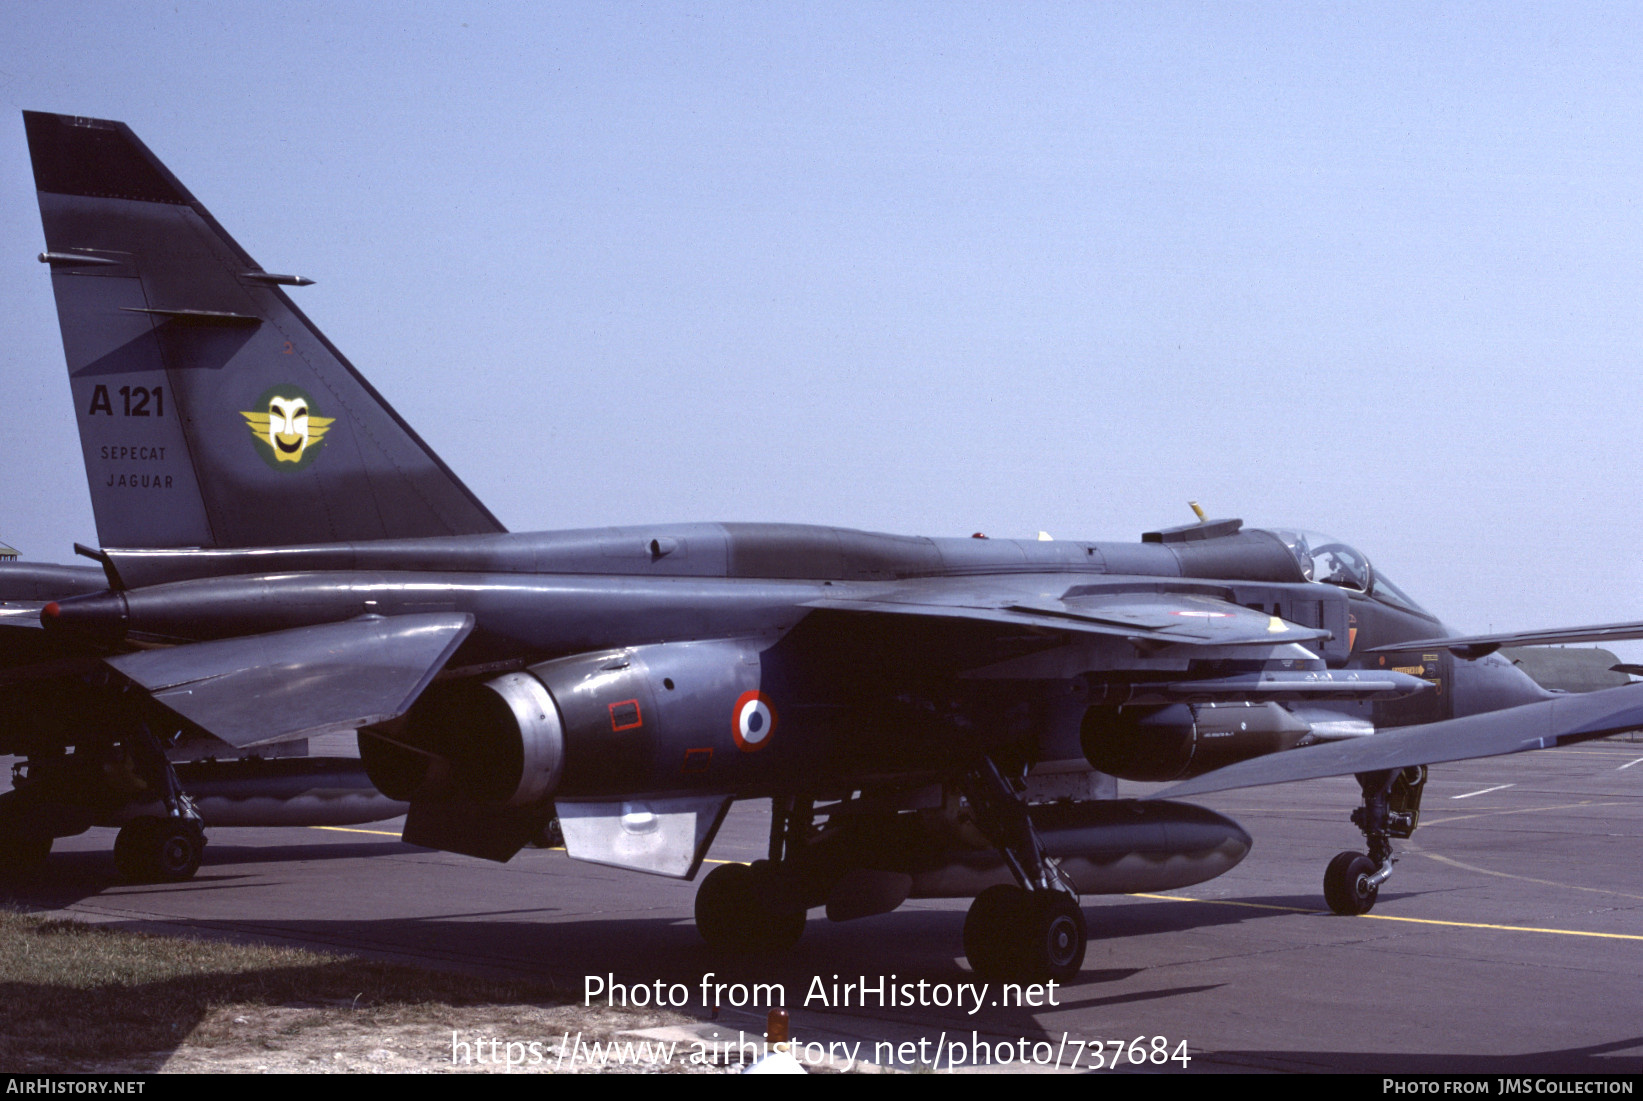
[1324, 766, 1426, 916]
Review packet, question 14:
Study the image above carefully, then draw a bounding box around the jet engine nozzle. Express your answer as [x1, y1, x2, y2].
[360, 672, 564, 807]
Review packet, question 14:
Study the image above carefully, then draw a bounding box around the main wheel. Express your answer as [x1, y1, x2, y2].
[151, 822, 204, 882]
[694, 861, 805, 953]
[964, 885, 1029, 980]
[1, 830, 52, 880]
[114, 818, 158, 882]
[1020, 892, 1087, 983]
[115, 818, 205, 883]
[1323, 850, 1378, 915]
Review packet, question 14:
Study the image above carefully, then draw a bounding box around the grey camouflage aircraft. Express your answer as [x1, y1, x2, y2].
[8, 110, 1643, 981]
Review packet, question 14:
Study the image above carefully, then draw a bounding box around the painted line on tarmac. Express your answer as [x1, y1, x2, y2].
[1422, 799, 1624, 826]
[1451, 783, 1514, 799]
[1407, 847, 1643, 902]
[1356, 913, 1643, 940]
[1620, 757, 1643, 770]
[309, 826, 402, 837]
[1127, 892, 1643, 941]
[1129, 893, 1308, 914]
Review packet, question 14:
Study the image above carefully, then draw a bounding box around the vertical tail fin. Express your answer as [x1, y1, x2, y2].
[24, 111, 505, 550]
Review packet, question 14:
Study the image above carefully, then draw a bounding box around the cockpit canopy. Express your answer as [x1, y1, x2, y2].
[1260, 529, 1432, 617]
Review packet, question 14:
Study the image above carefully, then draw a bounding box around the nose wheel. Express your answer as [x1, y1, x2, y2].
[1325, 766, 1426, 915]
[1323, 851, 1379, 915]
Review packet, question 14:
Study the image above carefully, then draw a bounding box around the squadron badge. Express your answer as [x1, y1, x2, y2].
[241, 385, 334, 470]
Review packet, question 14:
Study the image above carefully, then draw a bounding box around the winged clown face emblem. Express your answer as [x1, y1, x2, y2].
[241, 386, 334, 469]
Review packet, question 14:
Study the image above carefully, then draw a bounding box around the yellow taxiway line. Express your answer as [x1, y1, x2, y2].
[1126, 892, 1643, 942]
[309, 825, 403, 837]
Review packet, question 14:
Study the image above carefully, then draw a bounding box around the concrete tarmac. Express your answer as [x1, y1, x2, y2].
[5, 741, 1641, 1073]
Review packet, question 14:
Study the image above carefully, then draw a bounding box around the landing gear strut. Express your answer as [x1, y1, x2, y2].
[1324, 765, 1426, 915]
[959, 757, 1086, 982]
[114, 724, 208, 884]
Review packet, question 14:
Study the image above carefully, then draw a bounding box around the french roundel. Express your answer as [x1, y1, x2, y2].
[732, 690, 777, 752]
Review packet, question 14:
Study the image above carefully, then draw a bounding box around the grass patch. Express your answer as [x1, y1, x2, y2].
[0, 909, 582, 1070]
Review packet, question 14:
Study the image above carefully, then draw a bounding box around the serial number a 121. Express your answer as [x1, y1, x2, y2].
[86, 384, 164, 417]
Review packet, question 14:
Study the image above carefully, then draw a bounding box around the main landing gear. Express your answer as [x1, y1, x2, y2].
[695, 796, 811, 955]
[964, 884, 1085, 983]
[693, 760, 1087, 983]
[695, 860, 808, 954]
[114, 814, 206, 883]
[1323, 765, 1426, 915]
[113, 725, 208, 884]
[958, 758, 1085, 983]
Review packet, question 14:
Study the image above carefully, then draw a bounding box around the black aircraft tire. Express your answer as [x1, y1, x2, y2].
[114, 819, 158, 882]
[151, 822, 204, 882]
[1323, 851, 1378, 915]
[744, 861, 806, 953]
[1, 830, 52, 879]
[964, 885, 1029, 980]
[695, 862, 806, 954]
[1021, 892, 1088, 984]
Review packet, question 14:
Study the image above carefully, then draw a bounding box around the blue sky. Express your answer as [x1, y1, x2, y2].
[3, 3, 1642, 639]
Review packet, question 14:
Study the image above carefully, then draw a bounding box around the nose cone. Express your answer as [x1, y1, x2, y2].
[40, 590, 129, 637]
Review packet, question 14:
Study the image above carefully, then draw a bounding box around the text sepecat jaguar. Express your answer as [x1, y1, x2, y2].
[10, 111, 1643, 981]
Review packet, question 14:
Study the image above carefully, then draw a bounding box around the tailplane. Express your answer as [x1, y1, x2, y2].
[24, 111, 504, 549]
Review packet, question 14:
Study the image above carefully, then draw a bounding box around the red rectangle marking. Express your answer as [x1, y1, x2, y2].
[609, 699, 642, 731]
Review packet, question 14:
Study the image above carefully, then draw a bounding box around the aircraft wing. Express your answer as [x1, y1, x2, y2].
[104, 613, 474, 748]
[809, 585, 1327, 649]
[1366, 620, 1643, 659]
[801, 583, 1429, 701]
[1154, 680, 1643, 798]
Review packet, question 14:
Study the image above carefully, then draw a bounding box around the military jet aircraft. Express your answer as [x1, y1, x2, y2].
[9, 110, 1643, 982]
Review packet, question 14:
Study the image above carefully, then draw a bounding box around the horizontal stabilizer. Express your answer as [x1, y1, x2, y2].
[1154, 680, 1643, 798]
[106, 613, 473, 748]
